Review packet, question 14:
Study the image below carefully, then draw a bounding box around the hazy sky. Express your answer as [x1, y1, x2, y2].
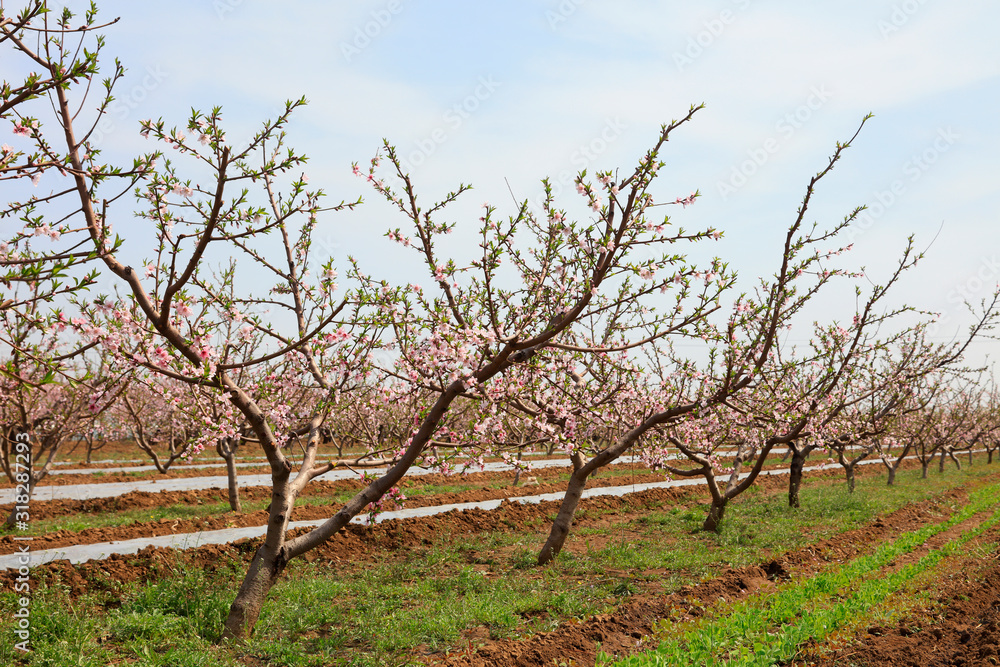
[31, 0, 1000, 366]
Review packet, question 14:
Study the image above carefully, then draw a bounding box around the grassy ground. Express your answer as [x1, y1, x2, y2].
[610, 476, 1000, 666]
[0, 462, 995, 666]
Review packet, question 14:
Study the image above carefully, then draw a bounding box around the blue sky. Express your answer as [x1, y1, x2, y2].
[48, 0, 1000, 367]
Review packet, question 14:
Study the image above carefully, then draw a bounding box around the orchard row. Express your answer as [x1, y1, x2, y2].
[2, 2, 998, 640]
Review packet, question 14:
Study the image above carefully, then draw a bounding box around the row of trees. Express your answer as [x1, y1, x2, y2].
[2, 1, 997, 640]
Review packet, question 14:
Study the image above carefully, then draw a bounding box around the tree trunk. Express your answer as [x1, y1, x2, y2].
[537, 467, 587, 565]
[788, 450, 806, 508]
[844, 464, 856, 493]
[217, 439, 242, 513]
[703, 497, 728, 532]
[921, 458, 930, 478]
[4, 481, 32, 528]
[221, 541, 288, 640]
[989, 449, 995, 464]
[886, 465, 897, 486]
[224, 450, 242, 513]
[221, 458, 299, 641]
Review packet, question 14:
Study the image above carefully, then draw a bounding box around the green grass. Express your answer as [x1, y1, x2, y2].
[566, 463, 996, 581]
[0, 461, 995, 665]
[608, 479, 1000, 666]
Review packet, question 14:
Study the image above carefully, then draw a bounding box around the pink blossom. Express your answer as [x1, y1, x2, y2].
[675, 192, 697, 208]
[152, 347, 171, 367]
[12, 122, 30, 137]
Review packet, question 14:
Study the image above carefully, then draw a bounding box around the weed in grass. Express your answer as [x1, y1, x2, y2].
[123, 565, 232, 643]
[0, 586, 114, 666]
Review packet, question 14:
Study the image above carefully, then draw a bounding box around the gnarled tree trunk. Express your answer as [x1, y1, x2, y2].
[703, 496, 728, 532]
[216, 437, 242, 513]
[537, 453, 587, 565]
[788, 448, 808, 508]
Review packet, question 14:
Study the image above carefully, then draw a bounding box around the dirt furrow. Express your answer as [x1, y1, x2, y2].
[425, 482, 988, 666]
[796, 527, 1000, 667]
[0, 460, 894, 555]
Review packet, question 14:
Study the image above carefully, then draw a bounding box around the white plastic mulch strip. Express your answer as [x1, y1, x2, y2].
[0, 457, 910, 570]
[0, 456, 644, 504]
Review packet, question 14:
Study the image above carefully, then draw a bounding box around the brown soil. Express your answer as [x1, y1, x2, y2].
[797, 536, 1000, 667]
[4, 455, 590, 487]
[5, 463, 277, 487]
[5, 449, 824, 487]
[0, 464, 985, 667]
[0, 467, 665, 554]
[0, 465, 872, 596]
[422, 483, 983, 666]
[0, 459, 891, 555]
[0, 484, 699, 596]
[0, 463, 652, 524]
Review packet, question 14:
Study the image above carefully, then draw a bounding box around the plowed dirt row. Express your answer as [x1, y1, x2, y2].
[0, 466, 972, 615]
[0, 483, 710, 599]
[423, 481, 987, 666]
[0, 450, 796, 487]
[0, 468, 661, 555]
[797, 534, 1000, 666]
[0, 459, 899, 556]
[0, 461, 660, 524]
[8, 457, 562, 487]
